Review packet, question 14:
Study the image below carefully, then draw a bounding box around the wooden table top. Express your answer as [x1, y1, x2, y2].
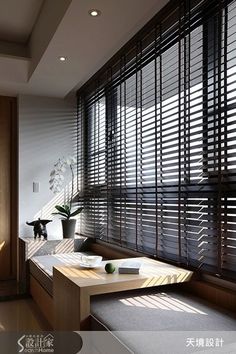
[53, 257, 194, 330]
[53, 257, 193, 294]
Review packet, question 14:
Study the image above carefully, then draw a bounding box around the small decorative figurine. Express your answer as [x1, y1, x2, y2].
[26, 218, 52, 240]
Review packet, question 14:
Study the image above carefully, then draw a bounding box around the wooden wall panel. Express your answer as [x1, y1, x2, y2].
[0, 96, 17, 279]
[30, 275, 53, 328]
[183, 280, 236, 313]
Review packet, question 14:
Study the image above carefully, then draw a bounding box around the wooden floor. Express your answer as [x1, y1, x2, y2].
[0, 280, 21, 299]
[0, 298, 51, 331]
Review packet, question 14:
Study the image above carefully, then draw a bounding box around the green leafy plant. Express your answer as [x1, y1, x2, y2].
[52, 204, 83, 220]
[49, 156, 83, 220]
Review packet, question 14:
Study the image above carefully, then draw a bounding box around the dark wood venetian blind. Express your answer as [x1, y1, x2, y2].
[77, 0, 236, 280]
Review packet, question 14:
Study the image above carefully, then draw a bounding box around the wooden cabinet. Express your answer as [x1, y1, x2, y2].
[0, 96, 17, 280]
[19, 237, 83, 293]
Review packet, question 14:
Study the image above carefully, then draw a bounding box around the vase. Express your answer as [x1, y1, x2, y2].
[61, 219, 76, 238]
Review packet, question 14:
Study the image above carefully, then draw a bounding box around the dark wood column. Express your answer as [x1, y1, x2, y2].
[0, 96, 17, 280]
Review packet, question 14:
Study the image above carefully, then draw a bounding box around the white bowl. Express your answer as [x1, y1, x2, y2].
[80, 255, 102, 267]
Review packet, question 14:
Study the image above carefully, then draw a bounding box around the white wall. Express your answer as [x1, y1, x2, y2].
[18, 94, 77, 238]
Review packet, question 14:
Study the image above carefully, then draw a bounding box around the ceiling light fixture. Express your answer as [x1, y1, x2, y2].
[88, 9, 101, 17]
[59, 56, 67, 62]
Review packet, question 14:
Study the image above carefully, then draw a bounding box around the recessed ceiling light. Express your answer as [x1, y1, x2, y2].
[88, 9, 101, 17]
[59, 56, 67, 62]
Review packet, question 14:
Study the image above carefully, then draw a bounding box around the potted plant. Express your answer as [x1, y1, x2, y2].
[49, 156, 83, 238]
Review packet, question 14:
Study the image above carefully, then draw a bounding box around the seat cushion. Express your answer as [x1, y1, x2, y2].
[29, 251, 94, 295]
[91, 286, 236, 353]
[91, 286, 236, 331]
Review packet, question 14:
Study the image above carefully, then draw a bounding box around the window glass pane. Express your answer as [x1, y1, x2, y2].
[78, 0, 236, 279]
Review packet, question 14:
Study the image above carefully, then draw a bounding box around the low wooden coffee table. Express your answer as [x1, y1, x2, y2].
[53, 257, 193, 330]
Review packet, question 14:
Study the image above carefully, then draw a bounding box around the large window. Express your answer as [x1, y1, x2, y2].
[77, 0, 236, 280]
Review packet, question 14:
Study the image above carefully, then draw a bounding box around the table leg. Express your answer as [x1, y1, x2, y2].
[79, 289, 91, 330]
[53, 268, 91, 330]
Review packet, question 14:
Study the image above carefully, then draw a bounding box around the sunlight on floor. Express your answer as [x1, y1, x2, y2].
[0, 241, 5, 251]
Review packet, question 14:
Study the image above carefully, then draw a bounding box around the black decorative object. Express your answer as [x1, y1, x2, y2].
[61, 219, 76, 239]
[26, 218, 52, 240]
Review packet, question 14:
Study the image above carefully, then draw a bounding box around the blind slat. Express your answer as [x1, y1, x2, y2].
[77, 0, 236, 281]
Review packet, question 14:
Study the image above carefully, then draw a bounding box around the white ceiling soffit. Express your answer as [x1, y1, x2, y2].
[0, 0, 44, 58]
[0, 0, 44, 43]
[0, 0, 169, 98]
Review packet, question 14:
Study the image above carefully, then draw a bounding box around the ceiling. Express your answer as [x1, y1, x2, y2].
[0, 0, 169, 98]
[0, 0, 43, 43]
